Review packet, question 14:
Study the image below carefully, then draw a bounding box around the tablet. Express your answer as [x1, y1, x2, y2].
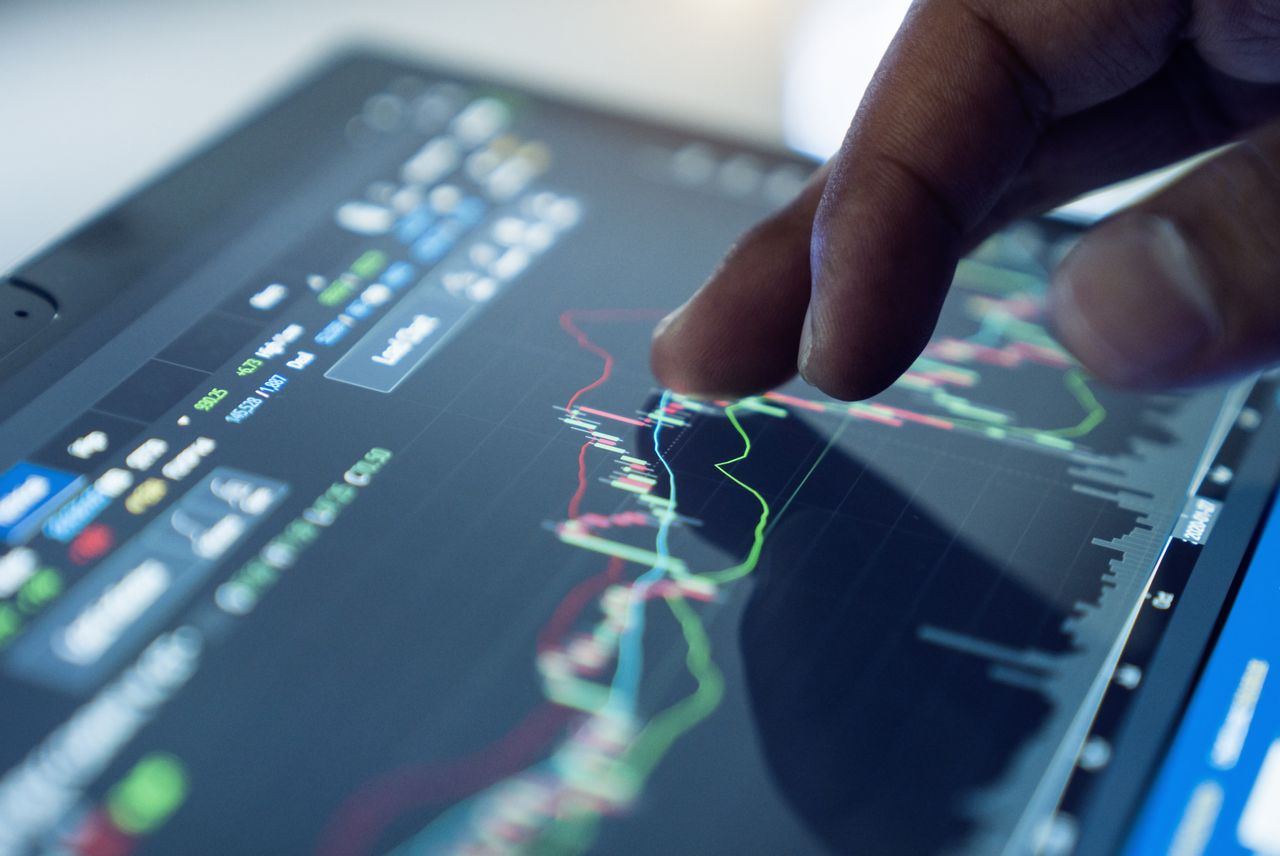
[0, 48, 1276, 856]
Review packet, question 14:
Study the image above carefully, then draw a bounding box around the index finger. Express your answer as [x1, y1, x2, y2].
[799, 0, 1187, 398]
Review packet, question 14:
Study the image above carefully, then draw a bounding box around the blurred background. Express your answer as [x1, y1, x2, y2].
[0, 0, 912, 272]
[1, 0, 1162, 274]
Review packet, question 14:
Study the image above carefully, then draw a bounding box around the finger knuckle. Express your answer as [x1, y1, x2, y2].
[1200, 0, 1280, 80]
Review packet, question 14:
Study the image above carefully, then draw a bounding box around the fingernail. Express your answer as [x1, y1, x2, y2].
[652, 304, 686, 341]
[797, 310, 817, 384]
[1050, 215, 1220, 385]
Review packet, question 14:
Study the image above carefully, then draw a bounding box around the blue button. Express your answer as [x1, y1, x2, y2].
[383, 261, 416, 290]
[0, 462, 82, 545]
[344, 298, 373, 320]
[411, 222, 462, 265]
[395, 208, 434, 244]
[314, 319, 351, 347]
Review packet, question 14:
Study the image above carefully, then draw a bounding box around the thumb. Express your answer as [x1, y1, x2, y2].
[1049, 120, 1280, 388]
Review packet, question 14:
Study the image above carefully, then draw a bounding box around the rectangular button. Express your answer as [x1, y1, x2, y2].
[0, 462, 81, 545]
[324, 287, 471, 394]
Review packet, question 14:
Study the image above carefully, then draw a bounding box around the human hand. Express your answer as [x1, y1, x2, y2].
[651, 0, 1280, 400]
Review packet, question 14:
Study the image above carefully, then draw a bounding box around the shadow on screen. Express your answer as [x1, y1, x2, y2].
[641, 396, 1066, 855]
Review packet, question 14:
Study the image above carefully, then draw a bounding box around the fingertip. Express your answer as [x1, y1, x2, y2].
[797, 330, 922, 401]
[801, 371, 904, 403]
[649, 304, 704, 395]
[649, 289, 803, 398]
[797, 230, 949, 402]
[795, 146, 966, 402]
[649, 190, 825, 398]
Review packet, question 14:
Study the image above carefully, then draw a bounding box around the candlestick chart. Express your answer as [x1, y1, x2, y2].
[316, 226, 1237, 856]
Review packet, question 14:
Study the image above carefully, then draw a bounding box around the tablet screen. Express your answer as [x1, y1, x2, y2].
[0, 53, 1275, 855]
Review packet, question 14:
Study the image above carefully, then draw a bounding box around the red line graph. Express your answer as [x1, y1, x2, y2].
[560, 309, 665, 413]
[568, 439, 594, 520]
[314, 703, 576, 856]
[563, 310, 664, 521]
[316, 310, 666, 856]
